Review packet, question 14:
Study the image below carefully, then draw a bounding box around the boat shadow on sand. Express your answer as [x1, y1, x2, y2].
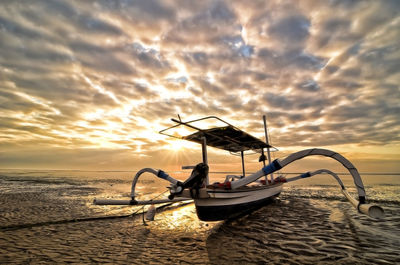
[205, 197, 393, 265]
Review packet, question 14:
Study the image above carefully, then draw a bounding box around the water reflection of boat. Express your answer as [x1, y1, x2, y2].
[94, 116, 384, 221]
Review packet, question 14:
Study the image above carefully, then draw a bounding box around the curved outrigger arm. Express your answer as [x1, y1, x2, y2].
[230, 148, 365, 198]
[95, 163, 210, 206]
[94, 168, 191, 206]
[129, 168, 183, 199]
[230, 148, 384, 219]
[285, 169, 384, 219]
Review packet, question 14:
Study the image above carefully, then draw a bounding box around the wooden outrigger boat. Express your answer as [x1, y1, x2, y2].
[94, 116, 384, 221]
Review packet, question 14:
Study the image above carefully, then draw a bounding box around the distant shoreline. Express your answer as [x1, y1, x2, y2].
[1, 168, 400, 175]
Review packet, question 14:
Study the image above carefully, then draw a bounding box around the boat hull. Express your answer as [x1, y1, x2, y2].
[194, 183, 283, 221]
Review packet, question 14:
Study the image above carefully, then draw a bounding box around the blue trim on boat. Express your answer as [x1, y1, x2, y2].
[157, 170, 169, 180]
[262, 159, 282, 175]
[300, 172, 311, 178]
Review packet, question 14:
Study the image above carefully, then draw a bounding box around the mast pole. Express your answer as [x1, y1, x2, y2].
[263, 115, 274, 183]
[201, 136, 209, 185]
[241, 151, 245, 178]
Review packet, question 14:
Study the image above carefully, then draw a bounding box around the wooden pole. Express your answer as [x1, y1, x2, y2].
[263, 115, 274, 183]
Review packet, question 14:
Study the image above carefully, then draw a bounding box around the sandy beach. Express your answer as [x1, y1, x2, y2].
[1, 171, 399, 264]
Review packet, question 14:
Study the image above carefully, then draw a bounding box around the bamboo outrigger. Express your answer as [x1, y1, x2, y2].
[94, 116, 384, 221]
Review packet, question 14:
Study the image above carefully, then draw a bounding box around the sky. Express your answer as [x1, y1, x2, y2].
[0, 0, 399, 173]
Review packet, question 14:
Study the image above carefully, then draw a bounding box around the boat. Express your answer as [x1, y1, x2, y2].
[94, 116, 384, 221]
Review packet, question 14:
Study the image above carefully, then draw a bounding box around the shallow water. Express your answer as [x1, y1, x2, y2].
[0, 170, 399, 264]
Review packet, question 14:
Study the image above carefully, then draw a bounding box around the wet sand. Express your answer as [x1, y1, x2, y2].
[1, 172, 400, 264]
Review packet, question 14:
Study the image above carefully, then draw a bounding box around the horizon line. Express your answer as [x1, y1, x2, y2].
[1, 168, 400, 176]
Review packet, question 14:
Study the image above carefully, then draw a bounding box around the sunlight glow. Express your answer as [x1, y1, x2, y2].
[167, 138, 192, 152]
[1, 0, 399, 173]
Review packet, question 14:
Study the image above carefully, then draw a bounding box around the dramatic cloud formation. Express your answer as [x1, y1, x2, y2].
[0, 0, 399, 172]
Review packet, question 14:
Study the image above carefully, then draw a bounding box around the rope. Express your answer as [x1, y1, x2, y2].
[137, 189, 170, 226]
[1, 189, 172, 231]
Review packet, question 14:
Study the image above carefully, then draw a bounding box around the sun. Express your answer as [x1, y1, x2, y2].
[168, 139, 188, 152]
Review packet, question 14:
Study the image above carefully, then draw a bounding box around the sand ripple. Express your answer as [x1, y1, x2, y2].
[1, 175, 399, 264]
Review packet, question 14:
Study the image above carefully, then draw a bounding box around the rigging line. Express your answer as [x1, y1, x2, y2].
[0, 213, 135, 232]
[116, 188, 172, 219]
[136, 189, 170, 225]
[1, 190, 172, 232]
[0, 202, 177, 232]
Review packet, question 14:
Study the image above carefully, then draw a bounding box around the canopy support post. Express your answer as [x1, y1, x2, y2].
[241, 151, 245, 178]
[263, 115, 274, 183]
[261, 149, 266, 167]
[201, 136, 209, 185]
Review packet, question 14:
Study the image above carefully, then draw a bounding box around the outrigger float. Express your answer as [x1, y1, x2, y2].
[94, 116, 384, 221]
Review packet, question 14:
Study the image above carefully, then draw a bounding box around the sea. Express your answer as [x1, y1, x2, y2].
[0, 169, 399, 264]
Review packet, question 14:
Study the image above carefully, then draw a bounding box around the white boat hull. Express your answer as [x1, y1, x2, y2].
[194, 183, 283, 221]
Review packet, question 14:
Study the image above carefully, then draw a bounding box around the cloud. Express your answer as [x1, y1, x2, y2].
[163, 1, 237, 47]
[268, 15, 310, 46]
[0, 0, 399, 170]
[296, 79, 320, 92]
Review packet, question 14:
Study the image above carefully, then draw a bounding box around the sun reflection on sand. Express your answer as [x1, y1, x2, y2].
[148, 204, 219, 233]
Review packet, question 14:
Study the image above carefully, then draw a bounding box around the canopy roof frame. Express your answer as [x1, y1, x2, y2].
[159, 116, 276, 154]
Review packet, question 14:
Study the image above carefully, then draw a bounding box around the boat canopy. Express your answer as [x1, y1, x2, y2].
[160, 116, 275, 153]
